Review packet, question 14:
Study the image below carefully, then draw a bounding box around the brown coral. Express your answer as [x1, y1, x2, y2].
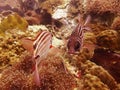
[68, 0, 120, 25]
[111, 16, 120, 30]
[68, 0, 120, 16]
[0, 67, 28, 90]
[84, 0, 120, 14]
[37, 56, 77, 90]
[24, 10, 42, 25]
[64, 52, 119, 90]
[15, 53, 34, 74]
[0, 52, 77, 90]
[91, 48, 120, 83]
[96, 30, 119, 50]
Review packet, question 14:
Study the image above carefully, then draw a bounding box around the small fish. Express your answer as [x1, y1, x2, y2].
[67, 14, 91, 54]
[20, 30, 52, 86]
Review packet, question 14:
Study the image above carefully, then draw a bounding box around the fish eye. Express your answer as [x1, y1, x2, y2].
[74, 41, 80, 51]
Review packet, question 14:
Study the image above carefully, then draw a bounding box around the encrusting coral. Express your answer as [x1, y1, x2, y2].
[91, 48, 120, 83]
[0, 26, 36, 72]
[0, 52, 77, 90]
[38, 0, 64, 14]
[111, 16, 120, 30]
[64, 52, 119, 90]
[83, 0, 120, 14]
[68, 0, 120, 16]
[0, 67, 28, 90]
[96, 30, 120, 50]
[68, 0, 120, 26]
[0, 13, 28, 34]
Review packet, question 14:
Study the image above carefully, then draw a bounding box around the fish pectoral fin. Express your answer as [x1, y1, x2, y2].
[20, 38, 34, 54]
[84, 15, 91, 26]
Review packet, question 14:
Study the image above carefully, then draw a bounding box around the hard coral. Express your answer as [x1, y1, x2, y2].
[68, 0, 120, 16]
[84, 0, 120, 14]
[0, 13, 28, 33]
[0, 67, 28, 90]
[15, 53, 34, 74]
[96, 30, 119, 50]
[24, 10, 42, 25]
[37, 56, 77, 90]
[24, 9, 53, 25]
[0, 52, 77, 90]
[38, 0, 64, 14]
[65, 52, 118, 90]
[82, 74, 109, 90]
[22, 0, 39, 12]
[111, 16, 120, 30]
[91, 48, 120, 83]
[68, 0, 119, 25]
[0, 35, 25, 70]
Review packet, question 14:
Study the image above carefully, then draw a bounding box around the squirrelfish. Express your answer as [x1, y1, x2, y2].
[67, 14, 91, 54]
[21, 30, 52, 86]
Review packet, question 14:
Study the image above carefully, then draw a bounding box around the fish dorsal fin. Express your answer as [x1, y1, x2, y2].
[34, 30, 42, 40]
[84, 15, 91, 26]
[20, 38, 34, 54]
[78, 14, 83, 26]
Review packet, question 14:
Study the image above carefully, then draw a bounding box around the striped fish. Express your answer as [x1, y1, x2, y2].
[20, 30, 52, 86]
[67, 15, 91, 54]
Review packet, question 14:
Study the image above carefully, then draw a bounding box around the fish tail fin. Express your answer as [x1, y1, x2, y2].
[33, 63, 40, 86]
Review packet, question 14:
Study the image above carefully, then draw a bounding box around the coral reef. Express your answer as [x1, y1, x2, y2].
[64, 53, 119, 90]
[0, 52, 77, 90]
[68, 0, 120, 16]
[24, 10, 42, 25]
[0, 27, 36, 72]
[0, 0, 39, 16]
[0, 34, 25, 71]
[91, 48, 120, 83]
[37, 56, 77, 90]
[0, 0, 120, 89]
[0, 67, 28, 90]
[96, 30, 119, 50]
[111, 16, 120, 30]
[15, 53, 34, 74]
[38, 0, 64, 14]
[22, 0, 39, 12]
[83, 0, 120, 15]
[81, 74, 109, 90]
[0, 13, 28, 34]
[68, 0, 120, 25]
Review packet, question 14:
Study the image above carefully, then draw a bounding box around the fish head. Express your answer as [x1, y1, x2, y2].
[67, 37, 81, 54]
